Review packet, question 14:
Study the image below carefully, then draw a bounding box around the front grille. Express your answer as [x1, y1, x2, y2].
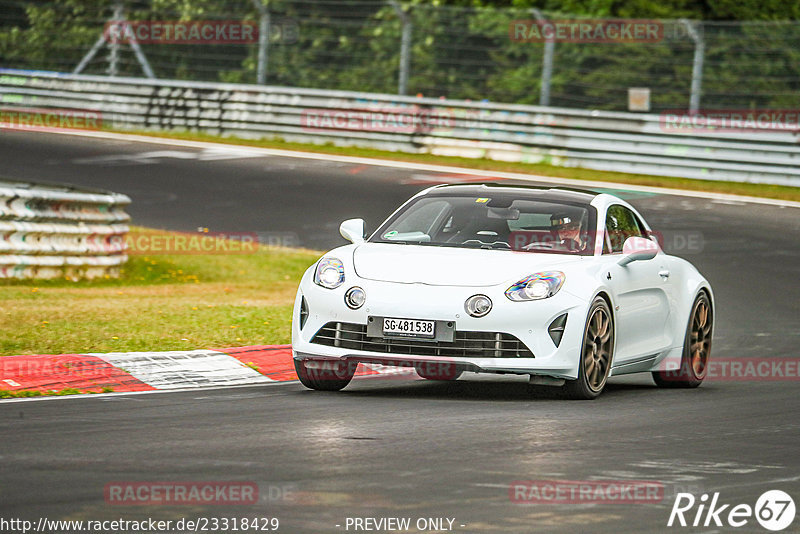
[310, 322, 534, 358]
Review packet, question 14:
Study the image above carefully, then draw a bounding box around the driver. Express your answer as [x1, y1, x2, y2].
[550, 212, 584, 251]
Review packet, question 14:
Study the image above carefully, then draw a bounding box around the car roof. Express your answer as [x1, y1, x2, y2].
[423, 182, 600, 204]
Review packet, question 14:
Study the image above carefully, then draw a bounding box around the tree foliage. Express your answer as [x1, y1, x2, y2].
[1, 0, 798, 110]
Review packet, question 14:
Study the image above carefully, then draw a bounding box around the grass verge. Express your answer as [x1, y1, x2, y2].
[0, 387, 113, 398]
[0, 229, 319, 356]
[119, 128, 800, 202]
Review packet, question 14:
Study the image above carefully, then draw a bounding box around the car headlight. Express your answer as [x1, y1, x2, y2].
[314, 258, 345, 289]
[505, 271, 565, 301]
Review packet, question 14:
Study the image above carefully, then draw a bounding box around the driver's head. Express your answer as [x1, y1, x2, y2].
[551, 212, 583, 246]
[551, 212, 580, 230]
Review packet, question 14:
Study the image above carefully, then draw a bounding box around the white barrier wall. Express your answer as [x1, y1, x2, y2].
[0, 181, 130, 279]
[1, 69, 799, 186]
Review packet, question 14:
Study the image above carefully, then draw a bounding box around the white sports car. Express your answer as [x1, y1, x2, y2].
[292, 184, 713, 399]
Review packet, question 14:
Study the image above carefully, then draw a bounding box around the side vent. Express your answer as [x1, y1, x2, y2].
[548, 313, 568, 347]
[299, 296, 309, 330]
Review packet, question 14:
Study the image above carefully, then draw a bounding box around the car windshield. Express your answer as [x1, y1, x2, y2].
[370, 193, 595, 255]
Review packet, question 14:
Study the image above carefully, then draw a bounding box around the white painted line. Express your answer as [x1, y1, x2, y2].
[72, 147, 265, 165]
[93, 350, 273, 389]
[41, 129, 800, 209]
[0, 380, 298, 403]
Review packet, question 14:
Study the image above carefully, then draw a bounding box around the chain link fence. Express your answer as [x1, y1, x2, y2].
[1, 0, 799, 112]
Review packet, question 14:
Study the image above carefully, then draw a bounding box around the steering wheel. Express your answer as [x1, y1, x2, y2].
[522, 241, 555, 250]
[462, 239, 511, 249]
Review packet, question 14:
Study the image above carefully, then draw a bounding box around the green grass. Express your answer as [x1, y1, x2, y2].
[0, 387, 113, 398]
[0, 230, 320, 356]
[119, 128, 800, 202]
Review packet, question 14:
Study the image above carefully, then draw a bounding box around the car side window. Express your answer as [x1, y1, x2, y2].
[390, 200, 450, 236]
[604, 205, 644, 253]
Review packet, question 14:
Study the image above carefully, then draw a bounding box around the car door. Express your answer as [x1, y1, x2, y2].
[602, 205, 672, 364]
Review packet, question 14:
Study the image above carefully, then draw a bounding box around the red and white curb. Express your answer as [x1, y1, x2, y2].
[0, 346, 293, 394]
[0, 345, 406, 396]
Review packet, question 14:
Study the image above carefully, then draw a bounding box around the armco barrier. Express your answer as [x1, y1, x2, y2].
[1, 69, 799, 186]
[0, 180, 130, 279]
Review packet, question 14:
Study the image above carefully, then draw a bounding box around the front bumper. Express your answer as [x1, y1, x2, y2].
[292, 274, 591, 380]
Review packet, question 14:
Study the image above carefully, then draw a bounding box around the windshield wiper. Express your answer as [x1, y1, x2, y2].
[458, 240, 512, 250]
[375, 240, 511, 250]
[377, 240, 420, 245]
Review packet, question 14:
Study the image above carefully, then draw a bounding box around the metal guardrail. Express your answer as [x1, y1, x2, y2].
[0, 178, 130, 279]
[1, 69, 799, 186]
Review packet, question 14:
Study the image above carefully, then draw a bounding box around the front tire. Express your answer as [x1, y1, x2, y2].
[294, 358, 355, 391]
[416, 363, 463, 381]
[652, 291, 712, 388]
[562, 297, 614, 400]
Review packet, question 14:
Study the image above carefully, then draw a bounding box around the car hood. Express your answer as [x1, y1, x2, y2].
[352, 243, 582, 287]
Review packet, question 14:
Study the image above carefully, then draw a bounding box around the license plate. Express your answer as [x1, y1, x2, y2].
[382, 317, 435, 338]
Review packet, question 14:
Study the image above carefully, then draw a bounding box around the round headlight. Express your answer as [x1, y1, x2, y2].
[344, 286, 366, 309]
[465, 294, 492, 317]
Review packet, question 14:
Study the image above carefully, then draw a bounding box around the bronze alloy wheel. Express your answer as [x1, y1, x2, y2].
[689, 297, 712, 379]
[562, 297, 614, 400]
[652, 291, 713, 388]
[584, 304, 613, 392]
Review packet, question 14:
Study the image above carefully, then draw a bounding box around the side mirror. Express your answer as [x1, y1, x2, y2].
[618, 236, 659, 266]
[339, 218, 366, 244]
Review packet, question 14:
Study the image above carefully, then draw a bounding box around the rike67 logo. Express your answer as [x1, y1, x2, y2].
[668, 490, 796, 531]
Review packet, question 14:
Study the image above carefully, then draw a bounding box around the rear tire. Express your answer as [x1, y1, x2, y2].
[294, 358, 355, 391]
[652, 291, 712, 388]
[562, 297, 614, 400]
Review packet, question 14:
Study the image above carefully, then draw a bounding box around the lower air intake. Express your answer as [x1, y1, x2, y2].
[311, 322, 534, 358]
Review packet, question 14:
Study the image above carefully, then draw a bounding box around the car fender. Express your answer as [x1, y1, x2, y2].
[662, 255, 714, 348]
[554, 261, 620, 376]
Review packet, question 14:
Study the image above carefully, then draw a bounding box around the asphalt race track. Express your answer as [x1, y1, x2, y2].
[1, 130, 799, 533]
